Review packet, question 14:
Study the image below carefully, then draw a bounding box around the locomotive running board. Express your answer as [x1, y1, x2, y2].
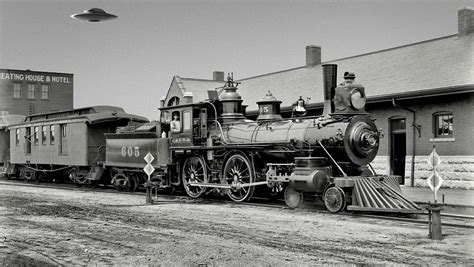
[346, 176, 422, 213]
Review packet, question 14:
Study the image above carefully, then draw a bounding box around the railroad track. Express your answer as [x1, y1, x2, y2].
[1, 179, 473, 230]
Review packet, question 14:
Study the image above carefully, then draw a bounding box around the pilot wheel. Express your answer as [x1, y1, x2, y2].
[284, 187, 304, 209]
[323, 186, 346, 213]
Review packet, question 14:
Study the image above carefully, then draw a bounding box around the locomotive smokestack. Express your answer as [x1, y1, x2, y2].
[322, 64, 337, 117]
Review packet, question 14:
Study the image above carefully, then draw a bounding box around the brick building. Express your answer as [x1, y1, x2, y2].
[0, 69, 73, 116]
[161, 7, 474, 189]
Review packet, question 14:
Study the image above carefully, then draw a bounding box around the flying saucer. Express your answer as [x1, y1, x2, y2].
[71, 8, 117, 22]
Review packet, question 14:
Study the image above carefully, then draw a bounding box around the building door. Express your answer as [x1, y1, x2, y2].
[390, 118, 406, 182]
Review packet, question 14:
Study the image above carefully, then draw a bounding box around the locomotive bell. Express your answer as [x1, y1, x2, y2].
[333, 72, 367, 114]
[256, 91, 283, 121]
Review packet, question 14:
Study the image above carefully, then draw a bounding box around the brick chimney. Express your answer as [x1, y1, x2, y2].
[306, 45, 321, 67]
[458, 7, 474, 37]
[213, 71, 225, 81]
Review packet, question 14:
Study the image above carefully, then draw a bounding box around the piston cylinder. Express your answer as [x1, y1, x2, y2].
[288, 157, 331, 193]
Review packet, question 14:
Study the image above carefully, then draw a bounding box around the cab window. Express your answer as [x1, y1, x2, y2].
[183, 110, 191, 132]
[170, 111, 181, 133]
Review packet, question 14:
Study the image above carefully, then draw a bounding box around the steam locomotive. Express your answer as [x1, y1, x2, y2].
[105, 64, 419, 213]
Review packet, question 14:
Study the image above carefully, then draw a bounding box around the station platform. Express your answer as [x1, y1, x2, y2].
[401, 186, 474, 215]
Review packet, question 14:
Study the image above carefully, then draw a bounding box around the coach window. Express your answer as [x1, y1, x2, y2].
[42, 126, 47, 145]
[50, 125, 55, 145]
[15, 129, 20, 146]
[34, 126, 39, 145]
[41, 85, 49, 100]
[433, 112, 453, 139]
[13, 83, 21, 99]
[27, 84, 35, 100]
[59, 124, 67, 155]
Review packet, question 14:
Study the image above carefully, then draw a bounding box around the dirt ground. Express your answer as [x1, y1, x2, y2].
[0, 183, 473, 265]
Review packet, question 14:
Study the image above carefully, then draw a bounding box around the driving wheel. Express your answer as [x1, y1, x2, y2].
[222, 154, 255, 202]
[182, 156, 208, 198]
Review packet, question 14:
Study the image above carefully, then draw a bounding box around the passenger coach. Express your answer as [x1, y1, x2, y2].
[0, 114, 25, 176]
[8, 106, 148, 185]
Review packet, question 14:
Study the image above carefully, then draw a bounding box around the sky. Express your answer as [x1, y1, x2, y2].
[0, 0, 471, 120]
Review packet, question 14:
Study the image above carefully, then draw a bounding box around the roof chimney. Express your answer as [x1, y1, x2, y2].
[306, 45, 321, 67]
[458, 7, 474, 37]
[213, 71, 225, 81]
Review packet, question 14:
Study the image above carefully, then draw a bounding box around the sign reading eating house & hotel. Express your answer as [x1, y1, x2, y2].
[0, 71, 71, 83]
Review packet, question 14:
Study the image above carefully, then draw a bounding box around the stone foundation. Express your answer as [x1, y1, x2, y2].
[370, 155, 474, 189]
[404, 156, 474, 190]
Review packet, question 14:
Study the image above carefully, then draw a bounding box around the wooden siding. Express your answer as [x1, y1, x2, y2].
[10, 122, 88, 166]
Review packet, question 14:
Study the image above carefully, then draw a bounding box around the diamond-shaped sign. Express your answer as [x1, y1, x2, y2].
[144, 152, 155, 164]
[427, 173, 444, 193]
[143, 164, 155, 176]
[427, 148, 441, 169]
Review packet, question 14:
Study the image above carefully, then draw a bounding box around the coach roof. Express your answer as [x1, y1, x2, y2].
[9, 106, 148, 127]
[0, 115, 26, 130]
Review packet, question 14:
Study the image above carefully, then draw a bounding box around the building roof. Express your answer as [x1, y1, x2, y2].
[173, 77, 225, 104]
[172, 34, 473, 111]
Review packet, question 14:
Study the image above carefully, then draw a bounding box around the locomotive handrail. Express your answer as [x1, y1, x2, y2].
[317, 140, 347, 177]
[203, 100, 229, 144]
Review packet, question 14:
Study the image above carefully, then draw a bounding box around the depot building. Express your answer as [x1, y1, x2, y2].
[160, 7, 474, 189]
[0, 69, 73, 116]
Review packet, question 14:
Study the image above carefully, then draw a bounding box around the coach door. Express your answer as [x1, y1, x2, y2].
[390, 118, 406, 182]
[25, 127, 32, 154]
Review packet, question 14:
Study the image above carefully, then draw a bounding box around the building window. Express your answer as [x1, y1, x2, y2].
[15, 129, 20, 146]
[42, 126, 47, 145]
[34, 126, 39, 145]
[167, 96, 180, 107]
[13, 83, 21, 99]
[50, 125, 55, 145]
[434, 112, 453, 138]
[41, 85, 49, 99]
[27, 84, 35, 99]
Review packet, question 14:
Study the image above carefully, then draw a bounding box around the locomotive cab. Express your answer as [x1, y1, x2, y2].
[159, 104, 209, 148]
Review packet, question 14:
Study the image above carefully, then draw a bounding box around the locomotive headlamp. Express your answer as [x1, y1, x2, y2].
[361, 132, 378, 148]
[350, 89, 366, 110]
